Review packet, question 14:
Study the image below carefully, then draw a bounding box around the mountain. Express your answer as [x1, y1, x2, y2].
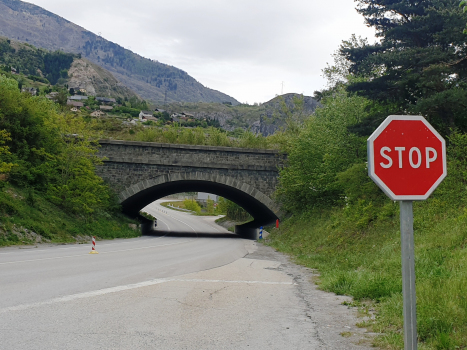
[0, 36, 142, 100]
[0, 0, 239, 105]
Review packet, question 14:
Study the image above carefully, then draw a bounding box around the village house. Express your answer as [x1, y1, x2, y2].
[46, 92, 59, 100]
[139, 110, 153, 120]
[70, 107, 79, 113]
[171, 113, 183, 122]
[69, 95, 88, 101]
[21, 87, 37, 96]
[142, 115, 158, 122]
[67, 101, 84, 108]
[90, 110, 106, 117]
[99, 105, 113, 111]
[96, 97, 116, 105]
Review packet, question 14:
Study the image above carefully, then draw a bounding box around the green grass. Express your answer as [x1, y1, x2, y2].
[160, 200, 221, 216]
[0, 184, 140, 246]
[266, 198, 467, 349]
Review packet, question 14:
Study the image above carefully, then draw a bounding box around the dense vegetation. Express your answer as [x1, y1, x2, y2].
[0, 74, 139, 245]
[94, 117, 278, 149]
[82, 36, 188, 93]
[0, 38, 75, 85]
[267, 2, 467, 349]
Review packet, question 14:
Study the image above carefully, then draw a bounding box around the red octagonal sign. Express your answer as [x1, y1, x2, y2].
[368, 115, 447, 200]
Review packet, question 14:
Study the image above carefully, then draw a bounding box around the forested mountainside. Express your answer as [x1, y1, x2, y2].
[0, 35, 318, 135]
[0, 0, 239, 105]
[0, 36, 141, 100]
[0, 37, 74, 85]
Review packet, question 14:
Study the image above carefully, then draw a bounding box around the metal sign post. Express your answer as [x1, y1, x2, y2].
[367, 115, 447, 350]
[400, 201, 417, 350]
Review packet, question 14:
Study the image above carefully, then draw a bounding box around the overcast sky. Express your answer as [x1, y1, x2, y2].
[26, 0, 376, 103]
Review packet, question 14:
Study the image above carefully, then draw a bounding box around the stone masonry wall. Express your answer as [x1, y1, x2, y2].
[97, 140, 285, 198]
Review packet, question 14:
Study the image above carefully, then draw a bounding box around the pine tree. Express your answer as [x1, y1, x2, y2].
[343, 0, 467, 134]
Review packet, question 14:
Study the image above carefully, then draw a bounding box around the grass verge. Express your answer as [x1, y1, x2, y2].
[0, 184, 140, 246]
[266, 199, 467, 349]
[160, 200, 221, 216]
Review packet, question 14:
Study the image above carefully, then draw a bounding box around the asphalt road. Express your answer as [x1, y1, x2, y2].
[143, 199, 233, 235]
[0, 200, 375, 349]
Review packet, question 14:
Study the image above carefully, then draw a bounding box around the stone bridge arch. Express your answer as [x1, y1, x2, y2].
[96, 140, 286, 236]
[118, 171, 281, 227]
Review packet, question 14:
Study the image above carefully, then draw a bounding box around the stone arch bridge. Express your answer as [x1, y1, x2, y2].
[96, 140, 286, 236]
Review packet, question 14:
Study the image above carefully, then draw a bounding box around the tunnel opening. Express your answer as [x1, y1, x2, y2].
[120, 177, 279, 239]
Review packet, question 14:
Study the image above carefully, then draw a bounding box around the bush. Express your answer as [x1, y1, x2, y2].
[183, 199, 201, 213]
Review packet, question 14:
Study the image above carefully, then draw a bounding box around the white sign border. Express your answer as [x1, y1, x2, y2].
[367, 115, 447, 201]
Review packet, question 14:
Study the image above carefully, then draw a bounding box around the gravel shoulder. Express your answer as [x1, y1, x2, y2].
[245, 240, 378, 349]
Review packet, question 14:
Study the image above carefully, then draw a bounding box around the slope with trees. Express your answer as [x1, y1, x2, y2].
[267, 2, 467, 349]
[0, 74, 139, 245]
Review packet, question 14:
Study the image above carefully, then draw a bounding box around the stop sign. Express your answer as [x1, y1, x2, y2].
[368, 115, 447, 200]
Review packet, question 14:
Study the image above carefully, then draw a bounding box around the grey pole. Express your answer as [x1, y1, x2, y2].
[400, 200, 418, 350]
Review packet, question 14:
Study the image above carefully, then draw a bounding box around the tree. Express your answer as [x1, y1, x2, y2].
[46, 114, 111, 215]
[56, 90, 68, 106]
[343, 0, 467, 135]
[0, 130, 15, 180]
[460, 0, 467, 32]
[0, 75, 113, 215]
[276, 87, 369, 211]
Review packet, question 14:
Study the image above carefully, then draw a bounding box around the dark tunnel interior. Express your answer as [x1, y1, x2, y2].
[120, 180, 279, 232]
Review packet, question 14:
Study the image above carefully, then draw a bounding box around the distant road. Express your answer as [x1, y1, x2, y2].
[142, 199, 232, 234]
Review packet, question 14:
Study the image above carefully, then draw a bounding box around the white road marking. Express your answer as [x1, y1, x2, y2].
[144, 202, 197, 232]
[0, 278, 294, 314]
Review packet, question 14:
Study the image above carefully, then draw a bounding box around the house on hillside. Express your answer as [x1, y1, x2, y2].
[46, 92, 59, 100]
[21, 87, 37, 96]
[171, 113, 183, 122]
[99, 105, 113, 111]
[67, 101, 84, 108]
[96, 97, 116, 105]
[145, 116, 158, 122]
[70, 107, 79, 113]
[69, 95, 88, 101]
[154, 108, 166, 113]
[90, 110, 106, 117]
[139, 110, 153, 120]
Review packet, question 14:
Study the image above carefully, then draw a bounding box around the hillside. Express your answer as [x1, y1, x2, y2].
[0, 34, 319, 136]
[162, 93, 319, 136]
[0, 0, 239, 105]
[67, 58, 141, 100]
[0, 36, 142, 101]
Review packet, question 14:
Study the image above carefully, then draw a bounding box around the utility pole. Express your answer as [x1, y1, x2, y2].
[281, 81, 284, 95]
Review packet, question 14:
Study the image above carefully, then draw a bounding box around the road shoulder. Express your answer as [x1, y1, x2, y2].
[247, 241, 377, 349]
